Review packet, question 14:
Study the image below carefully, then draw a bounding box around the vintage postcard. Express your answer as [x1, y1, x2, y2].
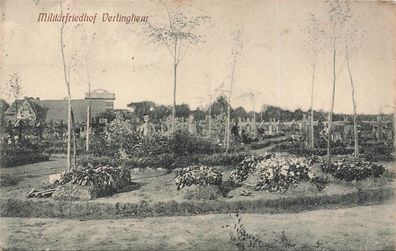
[0, 0, 395, 250]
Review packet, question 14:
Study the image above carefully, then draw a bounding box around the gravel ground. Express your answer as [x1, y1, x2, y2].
[1, 202, 395, 250]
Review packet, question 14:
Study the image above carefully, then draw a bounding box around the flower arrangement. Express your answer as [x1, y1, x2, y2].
[56, 164, 131, 197]
[174, 165, 223, 190]
[254, 156, 313, 192]
[231, 154, 328, 193]
[320, 158, 385, 182]
[230, 153, 274, 183]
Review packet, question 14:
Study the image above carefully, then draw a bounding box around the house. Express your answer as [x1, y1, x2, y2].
[4, 97, 48, 126]
[85, 89, 115, 110]
[5, 89, 115, 128]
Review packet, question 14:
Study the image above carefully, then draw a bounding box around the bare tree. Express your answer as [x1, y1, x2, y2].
[84, 32, 96, 153]
[344, 17, 365, 158]
[143, 3, 209, 132]
[304, 14, 324, 149]
[225, 30, 242, 152]
[59, 0, 78, 170]
[325, 0, 351, 161]
[6, 73, 23, 121]
[85, 55, 91, 153]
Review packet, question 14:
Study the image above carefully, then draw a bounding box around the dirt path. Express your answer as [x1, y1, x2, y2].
[1, 202, 394, 250]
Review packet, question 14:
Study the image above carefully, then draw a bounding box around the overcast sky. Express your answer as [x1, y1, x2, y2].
[1, 0, 395, 114]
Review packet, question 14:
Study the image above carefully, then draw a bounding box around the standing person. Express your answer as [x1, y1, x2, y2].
[139, 114, 155, 138]
[187, 114, 197, 135]
[231, 122, 239, 143]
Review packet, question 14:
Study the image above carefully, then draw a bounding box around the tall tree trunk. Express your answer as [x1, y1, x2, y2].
[250, 95, 257, 139]
[226, 55, 237, 152]
[346, 46, 359, 158]
[71, 109, 77, 169]
[327, 32, 336, 162]
[310, 55, 316, 149]
[226, 103, 231, 152]
[253, 111, 257, 138]
[172, 40, 178, 133]
[86, 77, 91, 152]
[208, 94, 212, 138]
[393, 109, 396, 154]
[59, 0, 72, 170]
[86, 104, 90, 152]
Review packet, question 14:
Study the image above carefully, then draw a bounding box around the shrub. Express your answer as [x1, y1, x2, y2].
[270, 142, 354, 157]
[1, 137, 50, 167]
[362, 144, 394, 162]
[321, 158, 385, 182]
[258, 132, 285, 140]
[1, 148, 50, 168]
[78, 155, 121, 168]
[90, 125, 224, 159]
[199, 152, 249, 167]
[228, 214, 266, 251]
[174, 165, 223, 190]
[79, 152, 250, 171]
[309, 176, 329, 191]
[168, 130, 221, 156]
[89, 132, 121, 157]
[230, 154, 274, 183]
[56, 164, 131, 197]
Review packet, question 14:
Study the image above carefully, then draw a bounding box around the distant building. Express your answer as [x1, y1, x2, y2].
[4, 98, 48, 126]
[85, 89, 115, 110]
[38, 99, 108, 125]
[5, 89, 115, 127]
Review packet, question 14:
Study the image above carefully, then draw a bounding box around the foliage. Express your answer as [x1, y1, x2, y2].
[127, 101, 156, 118]
[79, 151, 249, 171]
[211, 95, 231, 117]
[258, 132, 285, 140]
[209, 114, 226, 143]
[230, 154, 274, 183]
[1, 150, 50, 168]
[56, 164, 131, 197]
[321, 158, 385, 182]
[174, 165, 223, 190]
[228, 214, 266, 251]
[362, 144, 394, 162]
[79, 155, 121, 168]
[169, 129, 218, 155]
[5, 72, 23, 101]
[199, 152, 249, 167]
[1, 134, 50, 167]
[175, 103, 191, 118]
[309, 176, 329, 191]
[270, 141, 354, 157]
[90, 116, 223, 158]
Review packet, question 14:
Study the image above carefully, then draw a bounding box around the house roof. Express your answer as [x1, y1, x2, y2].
[38, 99, 107, 124]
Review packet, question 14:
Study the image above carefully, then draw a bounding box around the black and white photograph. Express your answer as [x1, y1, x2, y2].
[0, 0, 395, 250]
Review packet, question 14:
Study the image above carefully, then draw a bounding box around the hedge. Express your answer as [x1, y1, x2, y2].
[1, 150, 50, 168]
[78, 152, 250, 170]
